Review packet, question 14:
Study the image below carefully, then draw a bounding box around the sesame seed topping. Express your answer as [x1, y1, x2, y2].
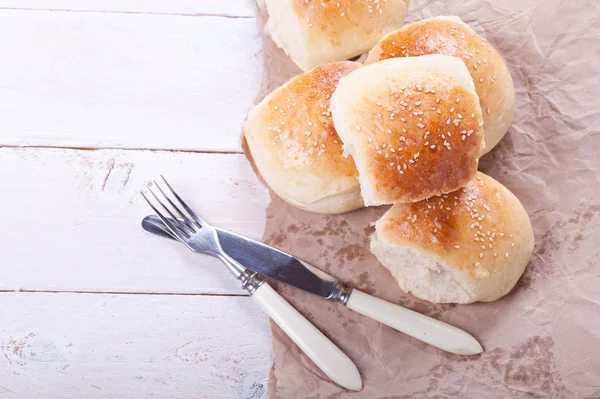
[340, 12, 345, 16]
[479, 77, 484, 83]
[436, 109, 442, 114]
[456, 98, 461, 103]
[415, 101, 421, 106]
[480, 253, 484, 258]
[368, 138, 372, 143]
[303, 131, 310, 137]
[430, 144, 436, 149]
[505, 252, 509, 258]
[356, 125, 361, 131]
[486, 108, 491, 114]
[387, 129, 392, 134]
[475, 262, 481, 267]
[455, 245, 461, 249]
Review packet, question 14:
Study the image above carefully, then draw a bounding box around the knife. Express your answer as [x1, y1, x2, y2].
[143, 215, 483, 355]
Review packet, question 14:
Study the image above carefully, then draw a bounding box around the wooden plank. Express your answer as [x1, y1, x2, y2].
[0, 0, 255, 16]
[0, 148, 270, 294]
[0, 292, 271, 398]
[0, 10, 263, 152]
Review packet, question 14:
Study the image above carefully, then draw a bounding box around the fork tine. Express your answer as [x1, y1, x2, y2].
[147, 188, 193, 236]
[154, 181, 197, 232]
[160, 175, 205, 226]
[141, 192, 190, 242]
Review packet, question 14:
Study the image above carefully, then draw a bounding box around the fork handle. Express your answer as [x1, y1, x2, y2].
[251, 283, 362, 391]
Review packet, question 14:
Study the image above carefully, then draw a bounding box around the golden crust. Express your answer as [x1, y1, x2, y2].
[331, 56, 484, 204]
[293, 0, 399, 42]
[243, 61, 362, 213]
[378, 172, 534, 281]
[366, 16, 515, 154]
[362, 73, 482, 202]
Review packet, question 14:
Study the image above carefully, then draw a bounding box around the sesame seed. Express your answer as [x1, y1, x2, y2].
[473, 64, 478, 70]
[340, 12, 345, 16]
[511, 242, 515, 247]
[486, 108, 491, 114]
[415, 101, 421, 106]
[308, 121, 313, 126]
[456, 98, 460, 103]
[400, 117, 406, 122]
[462, 135, 466, 141]
[376, 101, 382, 106]
[382, 143, 388, 149]
[436, 109, 442, 114]
[390, 148, 395, 152]
[479, 253, 484, 258]
[479, 77, 484, 83]
[387, 129, 392, 134]
[450, 107, 455, 112]
[377, 150, 382, 154]
[435, 98, 440, 103]
[455, 245, 461, 249]
[368, 138, 373, 143]
[430, 144, 436, 149]
[389, 162, 395, 166]
[475, 262, 481, 267]
[505, 252, 509, 258]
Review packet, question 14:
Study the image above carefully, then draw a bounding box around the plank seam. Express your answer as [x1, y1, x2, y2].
[0, 144, 243, 155]
[0, 7, 254, 18]
[0, 289, 249, 297]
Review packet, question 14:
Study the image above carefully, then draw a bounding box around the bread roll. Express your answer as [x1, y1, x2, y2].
[330, 55, 484, 206]
[243, 61, 363, 214]
[365, 16, 515, 155]
[263, 0, 410, 71]
[371, 172, 534, 304]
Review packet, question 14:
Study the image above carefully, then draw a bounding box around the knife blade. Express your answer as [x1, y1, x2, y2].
[142, 215, 340, 299]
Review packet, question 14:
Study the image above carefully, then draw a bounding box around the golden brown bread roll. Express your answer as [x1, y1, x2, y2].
[263, 0, 410, 71]
[371, 172, 534, 304]
[365, 16, 515, 155]
[330, 55, 484, 206]
[243, 61, 363, 214]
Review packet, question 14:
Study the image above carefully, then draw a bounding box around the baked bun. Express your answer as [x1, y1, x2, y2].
[263, 0, 410, 71]
[330, 55, 484, 206]
[243, 61, 363, 214]
[365, 16, 515, 155]
[371, 172, 534, 304]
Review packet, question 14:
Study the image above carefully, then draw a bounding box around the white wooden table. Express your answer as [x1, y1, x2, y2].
[0, 1, 274, 397]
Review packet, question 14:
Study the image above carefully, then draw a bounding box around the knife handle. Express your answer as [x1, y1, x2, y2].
[346, 289, 483, 355]
[251, 282, 362, 391]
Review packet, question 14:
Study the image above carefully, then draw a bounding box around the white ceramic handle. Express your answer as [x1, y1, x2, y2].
[251, 283, 362, 391]
[346, 289, 483, 355]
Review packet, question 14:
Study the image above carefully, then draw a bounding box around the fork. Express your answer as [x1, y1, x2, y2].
[142, 177, 362, 391]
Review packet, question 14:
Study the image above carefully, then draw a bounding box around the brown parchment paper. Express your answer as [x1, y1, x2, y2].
[250, 1, 600, 397]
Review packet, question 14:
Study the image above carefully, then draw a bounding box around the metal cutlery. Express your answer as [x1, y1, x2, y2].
[141, 186, 483, 357]
[141, 177, 362, 391]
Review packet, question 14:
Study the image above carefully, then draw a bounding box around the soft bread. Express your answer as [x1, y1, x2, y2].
[243, 61, 363, 214]
[263, 0, 410, 71]
[371, 172, 534, 304]
[365, 16, 515, 155]
[330, 55, 484, 206]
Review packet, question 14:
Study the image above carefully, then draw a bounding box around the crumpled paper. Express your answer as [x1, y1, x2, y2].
[251, 1, 600, 397]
